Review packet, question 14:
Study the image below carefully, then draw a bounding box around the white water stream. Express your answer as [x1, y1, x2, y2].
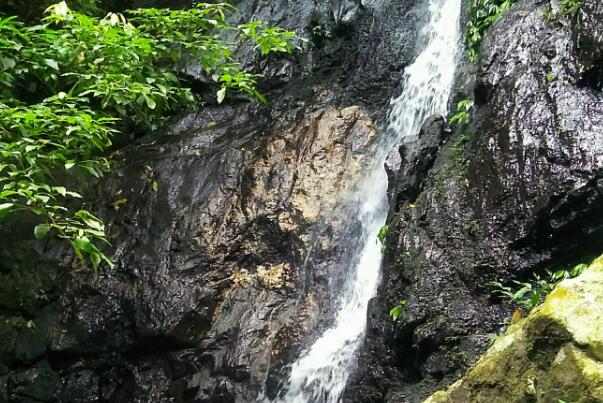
[277, 0, 462, 401]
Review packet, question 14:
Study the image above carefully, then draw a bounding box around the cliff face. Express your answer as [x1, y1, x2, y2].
[348, 0, 603, 401]
[2, 0, 603, 402]
[0, 0, 423, 401]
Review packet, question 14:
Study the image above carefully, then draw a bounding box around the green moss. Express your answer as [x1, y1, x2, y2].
[424, 256, 603, 402]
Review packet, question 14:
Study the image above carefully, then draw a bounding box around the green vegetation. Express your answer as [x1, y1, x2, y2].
[0, 2, 294, 270]
[426, 256, 603, 403]
[560, 0, 583, 15]
[448, 99, 474, 155]
[451, 132, 474, 155]
[542, 0, 583, 22]
[377, 224, 389, 253]
[490, 263, 588, 312]
[449, 99, 474, 126]
[389, 299, 407, 322]
[465, 0, 516, 61]
[1, 0, 107, 20]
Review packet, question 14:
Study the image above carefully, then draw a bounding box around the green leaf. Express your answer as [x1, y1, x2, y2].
[571, 263, 588, 277]
[90, 251, 101, 270]
[152, 180, 158, 192]
[75, 210, 104, 232]
[36, 195, 50, 203]
[389, 299, 407, 322]
[0, 190, 17, 199]
[34, 224, 51, 240]
[66, 191, 83, 198]
[217, 87, 226, 104]
[1, 57, 16, 69]
[0, 203, 14, 219]
[143, 94, 157, 110]
[389, 306, 402, 321]
[44, 59, 60, 70]
[81, 164, 101, 178]
[512, 285, 531, 301]
[529, 292, 540, 308]
[0, 202, 15, 210]
[53, 186, 67, 196]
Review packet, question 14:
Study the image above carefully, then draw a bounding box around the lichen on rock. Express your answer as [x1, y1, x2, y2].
[424, 256, 603, 402]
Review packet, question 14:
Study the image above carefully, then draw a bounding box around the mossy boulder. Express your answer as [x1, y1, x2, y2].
[424, 255, 603, 402]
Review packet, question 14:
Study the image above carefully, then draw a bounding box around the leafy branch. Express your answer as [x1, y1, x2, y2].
[0, 2, 295, 271]
[465, 0, 516, 61]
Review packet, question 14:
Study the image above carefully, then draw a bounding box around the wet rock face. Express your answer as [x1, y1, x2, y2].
[2, 100, 379, 402]
[85, 102, 378, 401]
[0, 0, 423, 401]
[348, 0, 603, 401]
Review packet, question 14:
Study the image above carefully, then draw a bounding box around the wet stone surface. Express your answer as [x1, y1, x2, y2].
[3, 0, 602, 402]
[0, 0, 422, 401]
[347, 0, 603, 401]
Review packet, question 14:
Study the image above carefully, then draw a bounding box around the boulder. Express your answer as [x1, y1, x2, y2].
[425, 255, 603, 402]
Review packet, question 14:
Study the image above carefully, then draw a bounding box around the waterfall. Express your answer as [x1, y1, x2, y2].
[277, 0, 462, 401]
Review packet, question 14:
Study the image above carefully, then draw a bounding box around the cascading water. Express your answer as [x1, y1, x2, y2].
[277, 0, 462, 401]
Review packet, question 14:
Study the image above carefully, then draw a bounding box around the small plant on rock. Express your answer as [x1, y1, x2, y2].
[389, 299, 407, 322]
[377, 224, 389, 253]
[490, 263, 589, 313]
[449, 99, 474, 155]
[560, 0, 583, 15]
[449, 99, 474, 126]
[465, 0, 517, 61]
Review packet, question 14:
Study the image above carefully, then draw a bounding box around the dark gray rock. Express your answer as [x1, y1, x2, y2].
[8, 362, 60, 402]
[347, 0, 603, 401]
[1, 0, 423, 401]
[8, 0, 602, 401]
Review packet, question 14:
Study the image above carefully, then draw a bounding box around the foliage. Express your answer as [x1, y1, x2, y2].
[449, 99, 474, 155]
[451, 132, 474, 155]
[449, 99, 474, 126]
[542, 0, 583, 22]
[377, 224, 389, 253]
[239, 20, 295, 56]
[560, 0, 583, 15]
[0, 0, 105, 20]
[490, 263, 588, 312]
[0, 2, 295, 270]
[389, 299, 407, 322]
[465, 0, 516, 61]
[541, 7, 557, 22]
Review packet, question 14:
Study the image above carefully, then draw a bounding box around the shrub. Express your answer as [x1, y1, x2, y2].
[465, 0, 516, 61]
[560, 0, 583, 15]
[389, 299, 407, 322]
[0, 2, 295, 270]
[490, 263, 588, 312]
